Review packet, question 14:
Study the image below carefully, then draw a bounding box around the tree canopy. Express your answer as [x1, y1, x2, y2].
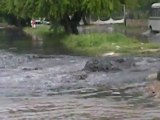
[1, 0, 160, 34]
[0, 0, 120, 33]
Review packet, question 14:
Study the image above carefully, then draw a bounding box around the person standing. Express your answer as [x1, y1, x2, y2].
[31, 19, 36, 28]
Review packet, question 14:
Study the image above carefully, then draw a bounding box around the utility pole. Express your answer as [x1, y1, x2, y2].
[123, 4, 126, 26]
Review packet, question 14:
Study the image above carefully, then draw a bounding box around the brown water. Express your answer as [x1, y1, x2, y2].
[0, 29, 160, 120]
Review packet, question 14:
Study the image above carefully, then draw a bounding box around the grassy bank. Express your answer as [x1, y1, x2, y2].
[24, 25, 160, 56]
[24, 25, 52, 36]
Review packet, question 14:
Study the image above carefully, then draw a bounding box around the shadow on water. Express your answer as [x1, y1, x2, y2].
[41, 33, 72, 55]
[0, 28, 72, 55]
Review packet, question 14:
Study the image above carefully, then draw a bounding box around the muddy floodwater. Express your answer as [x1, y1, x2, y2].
[0, 28, 160, 120]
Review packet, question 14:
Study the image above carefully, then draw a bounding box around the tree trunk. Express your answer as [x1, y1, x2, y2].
[82, 11, 89, 25]
[61, 14, 72, 34]
[82, 15, 88, 25]
[61, 11, 83, 34]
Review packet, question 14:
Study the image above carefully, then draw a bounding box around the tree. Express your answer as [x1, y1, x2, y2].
[0, 0, 31, 26]
[1, 0, 139, 34]
[124, 0, 160, 18]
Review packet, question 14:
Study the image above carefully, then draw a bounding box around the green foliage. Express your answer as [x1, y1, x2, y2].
[125, 0, 160, 18]
[24, 25, 52, 36]
[1, 0, 159, 21]
[0, 0, 126, 19]
[1, 0, 159, 30]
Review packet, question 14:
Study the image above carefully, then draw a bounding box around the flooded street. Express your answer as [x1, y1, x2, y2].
[0, 51, 160, 120]
[0, 28, 160, 120]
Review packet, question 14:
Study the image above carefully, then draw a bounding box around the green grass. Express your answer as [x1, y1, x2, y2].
[23, 25, 160, 56]
[63, 33, 160, 56]
[24, 25, 53, 36]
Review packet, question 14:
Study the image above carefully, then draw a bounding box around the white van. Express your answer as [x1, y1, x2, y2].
[148, 3, 160, 32]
